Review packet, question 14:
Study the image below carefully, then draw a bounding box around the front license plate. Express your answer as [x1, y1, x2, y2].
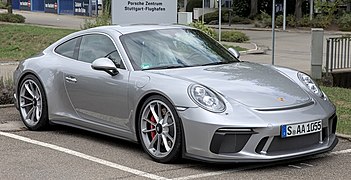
[281, 120, 322, 138]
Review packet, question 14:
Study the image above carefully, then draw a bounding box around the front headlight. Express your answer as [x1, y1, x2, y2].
[298, 72, 326, 99]
[188, 84, 226, 113]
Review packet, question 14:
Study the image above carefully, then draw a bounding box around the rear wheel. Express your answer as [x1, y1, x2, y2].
[18, 75, 49, 130]
[138, 95, 182, 163]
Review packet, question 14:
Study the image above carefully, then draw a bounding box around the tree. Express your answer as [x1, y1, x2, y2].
[295, 0, 303, 20]
[7, 0, 12, 14]
[249, 0, 258, 17]
[103, 0, 111, 17]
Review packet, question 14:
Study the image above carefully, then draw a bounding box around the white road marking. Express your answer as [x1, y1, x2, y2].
[330, 149, 351, 155]
[172, 170, 237, 180]
[288, 165, 302, 169]
[173, 149, 351, 180]
[300, 163, 313, 167]
[0, 131, 169, 180]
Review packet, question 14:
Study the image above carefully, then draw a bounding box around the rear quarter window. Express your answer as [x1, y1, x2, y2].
[55, 37, 80, 59]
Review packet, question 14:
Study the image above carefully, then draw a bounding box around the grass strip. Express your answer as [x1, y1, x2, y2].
[0, 24, 76, 61]
[321, 86, 351, 135]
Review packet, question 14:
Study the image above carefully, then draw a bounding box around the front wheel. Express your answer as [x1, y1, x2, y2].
[138, 95, 182, 163]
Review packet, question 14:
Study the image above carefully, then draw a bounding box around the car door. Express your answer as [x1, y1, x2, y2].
[62, 33, 131, 131]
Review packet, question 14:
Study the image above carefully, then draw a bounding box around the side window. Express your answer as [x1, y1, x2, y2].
[55, 37, 80, 59]
[78, 34, 124, 69]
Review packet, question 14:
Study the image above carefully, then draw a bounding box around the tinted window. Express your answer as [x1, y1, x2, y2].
[55, 37, 80, 59]
[78, 34, 124, 68]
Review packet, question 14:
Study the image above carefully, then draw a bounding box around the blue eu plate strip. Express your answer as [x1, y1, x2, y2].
[281, 125, 287, 138]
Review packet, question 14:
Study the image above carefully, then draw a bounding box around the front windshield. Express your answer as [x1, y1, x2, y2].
[120, 28, 239, 70]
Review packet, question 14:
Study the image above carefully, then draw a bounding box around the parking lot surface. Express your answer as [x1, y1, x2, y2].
[1, 107, 351, 179]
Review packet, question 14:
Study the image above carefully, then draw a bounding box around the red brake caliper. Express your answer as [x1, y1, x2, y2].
[150, 116, 156, 139]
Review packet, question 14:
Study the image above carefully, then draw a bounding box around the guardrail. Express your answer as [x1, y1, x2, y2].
[326, 36, 351, 72]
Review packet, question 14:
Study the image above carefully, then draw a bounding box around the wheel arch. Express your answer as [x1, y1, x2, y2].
[17, 71, 47, 101]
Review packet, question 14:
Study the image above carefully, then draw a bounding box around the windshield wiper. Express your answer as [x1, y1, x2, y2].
[200, 61, 229, 66]
[142, 64, 187, 70]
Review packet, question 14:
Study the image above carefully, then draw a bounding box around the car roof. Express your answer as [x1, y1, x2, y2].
[88, 24, 191, 35]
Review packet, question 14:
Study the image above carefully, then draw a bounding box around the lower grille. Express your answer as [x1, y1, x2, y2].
[267, 132, 321, 153]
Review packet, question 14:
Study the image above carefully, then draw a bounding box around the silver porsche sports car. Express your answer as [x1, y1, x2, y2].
[13, 25, 338, 163]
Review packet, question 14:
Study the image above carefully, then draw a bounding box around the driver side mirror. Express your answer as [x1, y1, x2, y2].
[228, 48, 240, 59]
[91, 58, 119, 76]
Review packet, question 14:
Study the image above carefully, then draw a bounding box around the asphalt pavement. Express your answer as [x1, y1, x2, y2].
[0, 106, 351, 179]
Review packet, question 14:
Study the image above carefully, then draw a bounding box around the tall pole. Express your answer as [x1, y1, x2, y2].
[272, 0, 276, 65]
[310, 0, 313, 20]
[283, 0, 286, 30]
[218, 0, 221, 42]
[202, 0, 205, 23]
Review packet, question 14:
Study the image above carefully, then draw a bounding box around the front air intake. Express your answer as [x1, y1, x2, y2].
[210, 129, 255, 154]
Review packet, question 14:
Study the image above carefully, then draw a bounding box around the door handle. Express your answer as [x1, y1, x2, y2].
[65, 76, 77, 83]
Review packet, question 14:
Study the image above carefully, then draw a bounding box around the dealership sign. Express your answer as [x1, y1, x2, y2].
[20, 0, 31, 11]
[112, 0, 177, 25]
[45, 0, 58, 14]
[74, 0, 90, 16]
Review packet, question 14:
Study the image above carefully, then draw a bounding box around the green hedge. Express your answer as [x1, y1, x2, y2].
[190, 21, 216, 39]
[201, 10, 251, 24]
[337, 13, 351, 31]
[221, 31, 249, 43]
[0, 13, 25, 23]
[0, 1, 7, 9]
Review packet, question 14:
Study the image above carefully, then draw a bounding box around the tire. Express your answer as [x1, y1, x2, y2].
[138, 95, 182, 163]
[18, 74, 49, 130]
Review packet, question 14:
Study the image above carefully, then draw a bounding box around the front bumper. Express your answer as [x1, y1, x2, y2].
[178, 101, 338, 163]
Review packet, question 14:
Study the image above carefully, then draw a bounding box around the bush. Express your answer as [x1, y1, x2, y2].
[0, 1, 7, 9]
[0, 13, 25, 23]
[230, 15, 252, 24]
[186, 0, 202, 12]
[201, 9, 230, 24]
[200, 9, 251, 25]
[311, 14, 332, 28]
[232, 0, 250, 17]
[275, 15, 297, 27]
[337, 13, 351, 31]
[254, 11, 271, 28]
[221, 31, 249, 43]
[297, 15, 311, 27]
[0, 76, 14, 105]
[275, 15, 283, 27]
[286, 15, 297, 27]
[190, 21, 216, 39]
[81, 15, 111, 29]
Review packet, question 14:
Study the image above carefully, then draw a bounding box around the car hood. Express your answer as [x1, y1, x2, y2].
[152, 62, 312, 109]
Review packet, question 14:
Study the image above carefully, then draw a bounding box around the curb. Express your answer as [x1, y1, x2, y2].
[240, 42, 267, 55]
[0, 104, 15, 108]
[337, 133, 351, 141]
[0, 62, 19, 66]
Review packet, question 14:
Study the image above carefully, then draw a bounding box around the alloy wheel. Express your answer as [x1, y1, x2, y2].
[19, 79, 43, 127]
[140, 100, 177, 158]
